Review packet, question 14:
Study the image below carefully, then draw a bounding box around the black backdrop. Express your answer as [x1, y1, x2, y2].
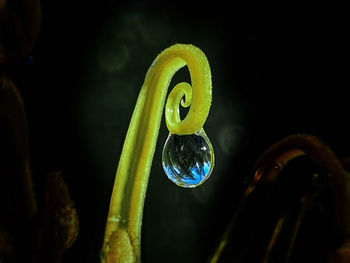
[13, 1, 349, 262]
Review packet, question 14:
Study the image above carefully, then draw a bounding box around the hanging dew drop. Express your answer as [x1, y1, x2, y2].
[162, 129, 214, 188]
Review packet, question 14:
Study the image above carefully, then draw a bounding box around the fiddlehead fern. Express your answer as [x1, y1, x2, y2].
[101, 44, 213, 262]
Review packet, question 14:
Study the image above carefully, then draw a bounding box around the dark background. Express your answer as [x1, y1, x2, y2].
[14, 1, 349, 262]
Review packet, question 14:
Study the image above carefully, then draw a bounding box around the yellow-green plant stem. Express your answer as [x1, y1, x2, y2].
[101, 44, 212, 262]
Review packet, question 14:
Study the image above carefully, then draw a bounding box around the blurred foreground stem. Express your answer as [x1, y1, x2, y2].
[210, 134, 349, 262]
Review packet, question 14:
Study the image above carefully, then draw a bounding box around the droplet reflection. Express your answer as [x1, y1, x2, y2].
[162, 130, 214, 188]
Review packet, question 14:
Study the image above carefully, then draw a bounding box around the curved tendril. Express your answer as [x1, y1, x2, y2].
[102, 44, 213, 263]
[157, 45, 212, 135]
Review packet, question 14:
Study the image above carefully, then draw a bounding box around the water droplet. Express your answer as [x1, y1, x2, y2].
[162, 129, 214, 188]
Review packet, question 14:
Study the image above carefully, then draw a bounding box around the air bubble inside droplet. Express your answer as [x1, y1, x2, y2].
[162, 129, 214, 188]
